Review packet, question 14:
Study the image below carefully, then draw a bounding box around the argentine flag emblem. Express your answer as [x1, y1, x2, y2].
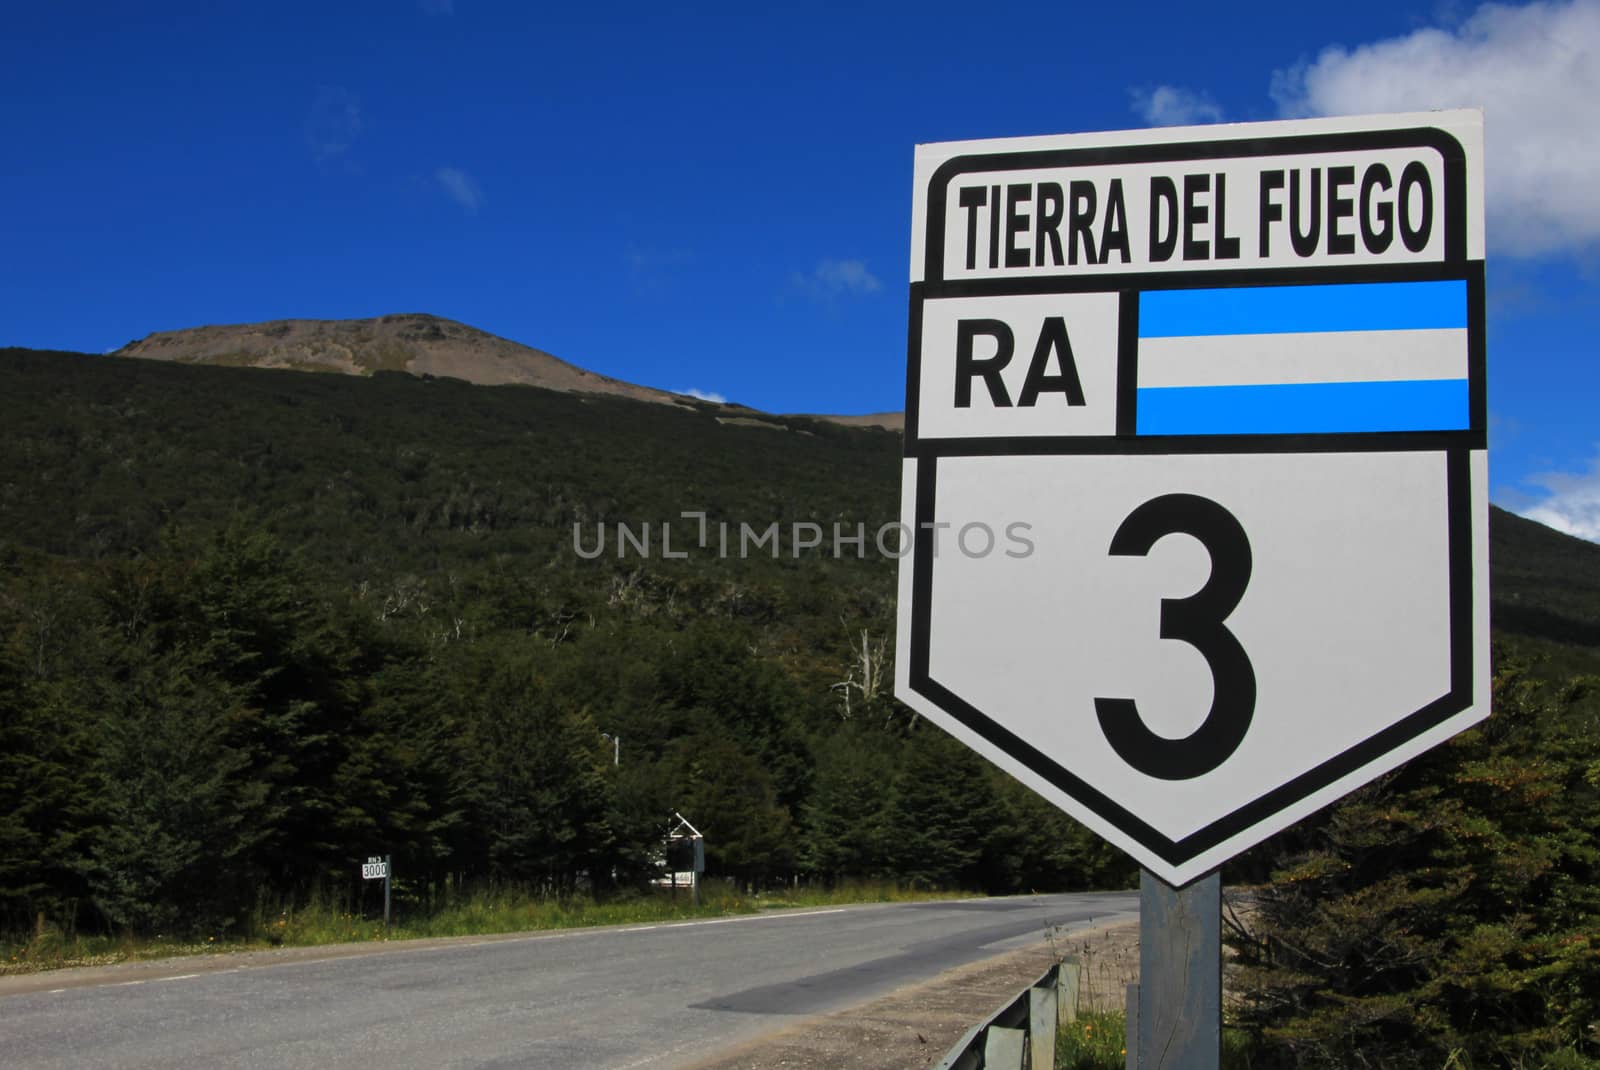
[1135, 280, 1469, 436]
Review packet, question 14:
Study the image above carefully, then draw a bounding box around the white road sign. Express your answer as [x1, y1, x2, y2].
[362, 858, 389, 880]
[894, 111, 1488, 886]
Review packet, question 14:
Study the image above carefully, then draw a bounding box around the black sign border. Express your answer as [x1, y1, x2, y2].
[902, 126, 1485, 877]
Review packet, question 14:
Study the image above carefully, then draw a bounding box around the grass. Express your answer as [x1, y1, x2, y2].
[1051, 1014, 1600, 1069]
[1054, 1009, 1255, 1069]
[0, 880, 961, 976]
[1055, 1009, 1130, 1068]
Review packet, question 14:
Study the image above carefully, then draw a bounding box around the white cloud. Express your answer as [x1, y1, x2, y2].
[435, 167, 484, 213]
[305, 86, 362, 163]
[677, 388, 727, 404]
[1129, 85, 1225, 127]
[1520, 449, 1600, 542]
[791, 258, 881, 300]
[1272, 0, 1600, 257]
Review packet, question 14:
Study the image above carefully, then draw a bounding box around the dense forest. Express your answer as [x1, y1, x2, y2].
[0, 347, 1131, 940]
[3, 347, 1598, 1065]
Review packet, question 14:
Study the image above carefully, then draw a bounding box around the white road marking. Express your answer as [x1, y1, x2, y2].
[693, 907, 850, 926]
[619, 907, 851, 935]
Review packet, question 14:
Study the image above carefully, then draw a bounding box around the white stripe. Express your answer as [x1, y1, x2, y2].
[1138, 328, 1467, 388]
[617, 907, 851, 935]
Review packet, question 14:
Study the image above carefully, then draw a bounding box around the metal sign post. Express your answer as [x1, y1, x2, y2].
[1135, 870, 1220, 1068]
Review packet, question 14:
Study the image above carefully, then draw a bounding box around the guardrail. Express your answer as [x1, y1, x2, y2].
[934, 958, 1081, 1070]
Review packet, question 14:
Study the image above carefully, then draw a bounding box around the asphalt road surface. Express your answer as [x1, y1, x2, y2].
[0, 892, 1137, 1069]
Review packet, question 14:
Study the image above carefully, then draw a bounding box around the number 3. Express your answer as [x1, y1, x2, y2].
[1094, 493, 1256, 780]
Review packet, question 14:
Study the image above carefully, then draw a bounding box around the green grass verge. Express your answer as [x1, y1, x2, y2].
[1, 881, 962, 975]
[1055, 1009, 1130, 1069]
[1050, 1015, 1600, 1069]
[1055, 1010, 1254, 1069]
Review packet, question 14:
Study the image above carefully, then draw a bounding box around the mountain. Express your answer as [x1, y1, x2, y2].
[111, 313, 906, 428]
[12, 341, 1597, 673]
[1490, 504, 1600, 683]
[0, 345, 902, 581]
[113, 313, 692, 406]
[794, 411, 905, 431]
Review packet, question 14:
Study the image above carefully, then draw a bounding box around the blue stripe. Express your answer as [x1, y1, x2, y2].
[1139, 281, 1467, 337]
[1136, 379, 1470, 436]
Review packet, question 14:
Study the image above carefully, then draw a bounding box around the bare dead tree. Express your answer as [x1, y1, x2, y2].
[831, 625, 890, 719]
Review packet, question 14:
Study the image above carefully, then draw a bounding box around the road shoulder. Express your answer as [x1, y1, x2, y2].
[678, 918, 1139, 1070]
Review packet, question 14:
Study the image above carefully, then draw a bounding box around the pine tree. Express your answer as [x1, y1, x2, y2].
[0, 646, 97, 934]
[883, 730, 1003, 890]
[78, 643, 269, 933]
[801, 730, 894, 882]
[1229, 659, 1600, 1067]
[461, 649, 614, 891]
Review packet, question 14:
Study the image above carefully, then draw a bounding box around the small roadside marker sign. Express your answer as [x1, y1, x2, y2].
[894, 110, 1488, 886]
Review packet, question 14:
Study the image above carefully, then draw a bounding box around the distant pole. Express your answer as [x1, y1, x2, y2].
[1134, 868, 1220, 1068]
[601, 732, 620, 766]
[383, 855, 392, 934]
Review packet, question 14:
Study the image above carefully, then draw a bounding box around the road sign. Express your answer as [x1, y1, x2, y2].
[894, 110, 1488, 886]
[665, 812, 705, 907]
[665, 836, 705, 874]
[362, 857, 389, 880]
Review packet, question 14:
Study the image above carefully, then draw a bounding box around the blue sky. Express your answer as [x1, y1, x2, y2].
[3, 1, 1598, 537]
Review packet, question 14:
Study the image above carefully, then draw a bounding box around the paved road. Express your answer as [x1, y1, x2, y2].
[0, 892, 1137, 1069]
